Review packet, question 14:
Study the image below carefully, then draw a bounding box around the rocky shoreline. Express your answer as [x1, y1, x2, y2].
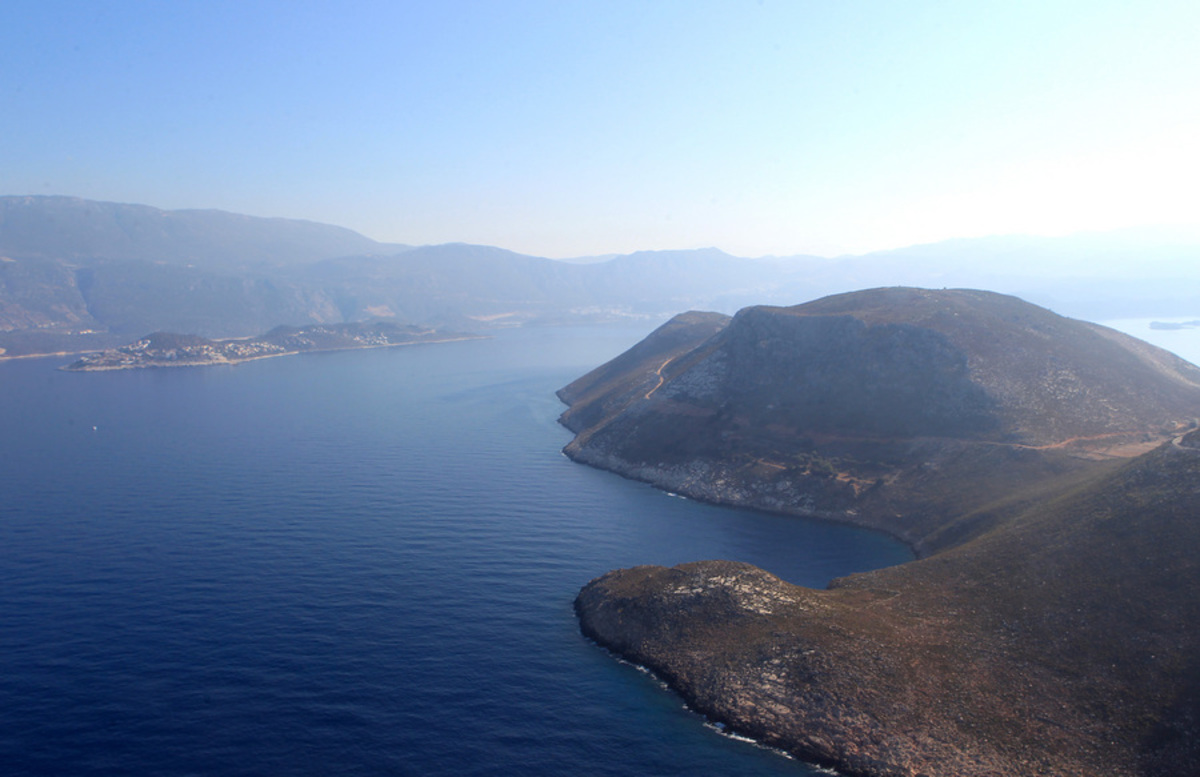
[63, 323, 484, 371]
[560, 442, 917, 554]
[573, 560, 1066, 777]
[561, 292, 1200, 777]
[571, 444, 1200, 777]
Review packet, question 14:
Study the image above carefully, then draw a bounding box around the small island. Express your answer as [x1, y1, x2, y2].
[65, 321, 484, 371]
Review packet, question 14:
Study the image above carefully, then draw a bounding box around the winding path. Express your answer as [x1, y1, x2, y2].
[643, 356, 677, 399]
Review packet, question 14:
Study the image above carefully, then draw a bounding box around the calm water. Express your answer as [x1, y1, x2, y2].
[1102, 317, 1200, 368]
[0, 327, 912, 776]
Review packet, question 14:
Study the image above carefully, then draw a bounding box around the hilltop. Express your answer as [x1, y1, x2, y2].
[559, 288, 1200, 553]
[565, 288, 1200, 776]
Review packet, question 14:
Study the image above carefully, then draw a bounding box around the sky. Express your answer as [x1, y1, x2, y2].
[2, 0, 1198, 258]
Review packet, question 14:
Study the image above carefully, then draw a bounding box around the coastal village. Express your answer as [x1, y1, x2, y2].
[66, 323, 478, 371]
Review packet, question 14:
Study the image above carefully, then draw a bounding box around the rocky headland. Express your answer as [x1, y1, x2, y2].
[560, 288, 1200, 554]
[563, 288, 1200, 776]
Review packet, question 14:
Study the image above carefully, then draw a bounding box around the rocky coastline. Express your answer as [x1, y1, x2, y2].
[575, 442, 1200, 776]
[562, 290, 1200, 777]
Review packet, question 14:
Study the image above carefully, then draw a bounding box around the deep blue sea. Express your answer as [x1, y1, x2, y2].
[0, 326, 913, 777]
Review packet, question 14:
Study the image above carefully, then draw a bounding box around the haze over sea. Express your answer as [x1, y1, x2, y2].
[1, 326, 913, 776]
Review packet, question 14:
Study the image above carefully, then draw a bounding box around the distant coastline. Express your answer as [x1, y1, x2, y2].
[62, 323, 485, 372]
[0, 350, 83, 362]
[1149, 319, 1200, 330]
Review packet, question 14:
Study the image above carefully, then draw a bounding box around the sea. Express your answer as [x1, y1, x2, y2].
[13, 317, 1192, 777]
[1103, 317, 1200, 367]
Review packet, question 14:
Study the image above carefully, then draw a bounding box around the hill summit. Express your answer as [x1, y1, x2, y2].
[565, 288, 1200, 776]
[559, 288, 1200, 553]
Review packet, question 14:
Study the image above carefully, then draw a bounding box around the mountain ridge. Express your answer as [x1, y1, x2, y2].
[4, 195, 1200, 357]
[0, 196, 801, 352]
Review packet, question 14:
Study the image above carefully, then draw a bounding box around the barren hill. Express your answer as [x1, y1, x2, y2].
[567, 288, 1200, 776]
[560, 288, 1200, 553]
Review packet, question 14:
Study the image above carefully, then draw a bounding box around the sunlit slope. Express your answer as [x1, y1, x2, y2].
[560, 288, 1200, 553]
[557, 310, 731, 435]
[576, 434, 1200, 777]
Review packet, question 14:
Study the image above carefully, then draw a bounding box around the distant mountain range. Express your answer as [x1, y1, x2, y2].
[1, 195, 1198, 357]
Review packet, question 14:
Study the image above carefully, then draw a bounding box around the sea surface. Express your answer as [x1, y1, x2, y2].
[0, 326, 917, 776]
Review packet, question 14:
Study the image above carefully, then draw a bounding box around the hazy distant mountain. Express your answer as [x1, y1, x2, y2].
[0, 197, 812, 352]
[297, 245, 820, 327]
[786, 230, 1200, 319]
[0, 195, 402, 270]
[297, 243, 592, 327]
[0, 196, 409, 349]
[1, 195, 1197, 356]
[849, 227, 1200, 279]
[587, 248, 820, 312]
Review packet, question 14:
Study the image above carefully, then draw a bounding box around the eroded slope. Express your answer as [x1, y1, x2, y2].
[561, 288, 1200, 552]
[576, 439, 1200, 777]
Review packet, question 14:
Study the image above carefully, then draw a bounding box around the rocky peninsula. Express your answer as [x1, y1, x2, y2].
[560, 288, 1200, 554]
[64, 321, 482, 371]
[564, 289, 1200, 776]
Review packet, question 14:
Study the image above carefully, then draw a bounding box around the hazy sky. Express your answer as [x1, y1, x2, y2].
[3, 1, 1198, 257]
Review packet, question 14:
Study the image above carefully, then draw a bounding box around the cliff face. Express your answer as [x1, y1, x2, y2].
[560, 289, 1200, 553]
[575, 441, 1200, 777]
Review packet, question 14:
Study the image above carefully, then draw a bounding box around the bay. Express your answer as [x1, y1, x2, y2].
[0, 326, 912, 776]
